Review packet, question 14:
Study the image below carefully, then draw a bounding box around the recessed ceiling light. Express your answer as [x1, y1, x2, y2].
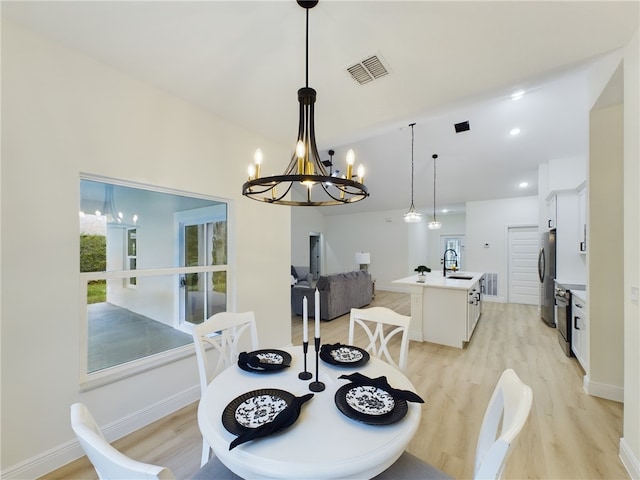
[511, 90, 525, 100]
[519, 182, 529, 188]
[441, 209, 449, 213]
[510, 128, 521, 136]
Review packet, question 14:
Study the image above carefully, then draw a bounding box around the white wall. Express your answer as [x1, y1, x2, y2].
[1, 22, 291, 477]
[427, 213, 467, 270]
[323, 209, 414, 291]
[588, 101, 624, 394]
[466, 196, 538, 302]
[622, 28, 640, 478]
[548, 156, 587, 192]
[290, 205, 325, 270]
[580, 37, 640, 476]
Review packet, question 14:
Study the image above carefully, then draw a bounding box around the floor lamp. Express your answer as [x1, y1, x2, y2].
[355, 252, 371, 272]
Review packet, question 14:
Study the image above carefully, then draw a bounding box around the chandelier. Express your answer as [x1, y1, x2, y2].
[428, 154, 442, 229]
[403, 123, 422, 223]
[242, 0, 368, 206]
[90, 184, 138, 227]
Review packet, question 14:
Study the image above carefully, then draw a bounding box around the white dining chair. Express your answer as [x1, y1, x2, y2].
[70, 403, 240, 480]
[374, 368, 533, 480]
[349, 306, 411, 372]
[191, 311, 259, 465]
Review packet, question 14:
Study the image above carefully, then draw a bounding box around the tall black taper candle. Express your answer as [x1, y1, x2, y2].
[298, 341, 312, 380]
[309, 336, 325, 392]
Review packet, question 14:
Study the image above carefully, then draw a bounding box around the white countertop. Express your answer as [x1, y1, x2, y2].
[392, 271, 484, 290]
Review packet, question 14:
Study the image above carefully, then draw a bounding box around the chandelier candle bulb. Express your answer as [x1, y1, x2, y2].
[302, 296, 308, 343]
[315, 288, 320, 337]
[247, 164, 256, 181]
[296, 140, 305, 174]
[346, 149, 355, 179]
[254, 149, 263, 178]
[357, 164, 365, 183]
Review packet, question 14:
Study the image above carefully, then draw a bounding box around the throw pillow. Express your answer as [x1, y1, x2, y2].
[291, 265, 298, 278]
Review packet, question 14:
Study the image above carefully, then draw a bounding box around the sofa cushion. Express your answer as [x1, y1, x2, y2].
[292, 270, 372, 321]
[316, 276, 329, 291]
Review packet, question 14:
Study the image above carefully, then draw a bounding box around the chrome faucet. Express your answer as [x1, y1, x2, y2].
[443, 249, 458, 277]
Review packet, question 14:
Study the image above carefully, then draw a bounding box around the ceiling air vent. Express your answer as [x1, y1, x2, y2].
[347, 55, 389, 85]
[454, 121, 470, 133]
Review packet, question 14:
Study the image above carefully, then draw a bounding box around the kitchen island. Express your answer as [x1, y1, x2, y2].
[393, 271, 485, 348]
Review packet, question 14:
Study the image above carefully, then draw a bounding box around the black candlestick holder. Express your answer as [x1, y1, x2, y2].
[309, 336, 325, 392]
[298, 341, 312, 380]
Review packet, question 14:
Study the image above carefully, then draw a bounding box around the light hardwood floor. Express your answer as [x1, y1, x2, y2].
[41, 291, 627, 479]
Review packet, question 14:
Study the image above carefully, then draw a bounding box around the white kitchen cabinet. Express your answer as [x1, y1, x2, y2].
[571, 292, 589, 373]
[393, 272, 484, 348]
[466, 280, 481, 341]
[551, 189, 586, 284]
[578, 185, 587, 254]
[547, 194, 557, 229]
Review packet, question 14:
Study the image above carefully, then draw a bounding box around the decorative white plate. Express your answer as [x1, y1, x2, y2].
[222, 389, 295, 435]
[234, 394, 288, 428]
[345, 386, 395, 416]
[331, 347, 364, 363]
[320, 345, 370, 367]
[254, 351, 284, 364]
[238, 349, 292, 373]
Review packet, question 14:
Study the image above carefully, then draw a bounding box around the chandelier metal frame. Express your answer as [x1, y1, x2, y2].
[242, 0, 368, 206]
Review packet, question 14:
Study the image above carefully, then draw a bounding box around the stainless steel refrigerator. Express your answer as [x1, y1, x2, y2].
[538, 229, 556, 327]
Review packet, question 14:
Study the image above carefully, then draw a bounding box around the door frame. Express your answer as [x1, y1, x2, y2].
[309, 232, 323, 280]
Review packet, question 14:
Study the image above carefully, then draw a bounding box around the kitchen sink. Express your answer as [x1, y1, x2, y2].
[447, 274, 474, 280]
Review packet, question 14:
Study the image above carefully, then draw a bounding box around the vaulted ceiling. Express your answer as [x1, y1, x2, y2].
[4, 1, 638, 216]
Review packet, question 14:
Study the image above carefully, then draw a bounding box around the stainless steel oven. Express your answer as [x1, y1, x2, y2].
[554, 284, 572, 356]
[555, 283, 586, 357]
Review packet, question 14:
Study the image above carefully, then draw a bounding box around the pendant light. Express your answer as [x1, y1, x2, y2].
[94, 184, 139, 227]
[403, 123, 422, 223]
[242, 0, 368, 206]
[428, 154, 442, 229]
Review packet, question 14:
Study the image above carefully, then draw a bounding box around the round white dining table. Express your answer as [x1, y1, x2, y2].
[197, 345, 422, 479]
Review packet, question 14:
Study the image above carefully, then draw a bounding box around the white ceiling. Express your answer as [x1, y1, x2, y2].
[4, 1, 638, 216]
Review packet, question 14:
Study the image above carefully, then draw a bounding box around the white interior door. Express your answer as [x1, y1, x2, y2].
[508, 226, 539, 305]
[440, 236, 464, 270]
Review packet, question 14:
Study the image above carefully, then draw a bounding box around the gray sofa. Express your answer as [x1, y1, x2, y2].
[291, 270, 373, 321]
[291, 265, 313, 287]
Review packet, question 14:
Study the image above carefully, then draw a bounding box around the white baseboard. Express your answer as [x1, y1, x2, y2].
[620, 437, 640, 479]
[583, 375, 624, 403]
[1, 385, 201, 480]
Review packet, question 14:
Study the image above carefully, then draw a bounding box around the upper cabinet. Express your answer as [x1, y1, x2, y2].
[546, 189, 587, 284]
[547, 194, 557, 229]
[578, 183, 587, 254]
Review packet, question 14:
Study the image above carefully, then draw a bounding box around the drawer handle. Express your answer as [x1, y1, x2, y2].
[574, 303, 583, 309]
[574, 315, 580, 330]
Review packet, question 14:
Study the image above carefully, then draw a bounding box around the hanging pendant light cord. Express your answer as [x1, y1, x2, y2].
[410, 123, 416, 208]
[432, 154, 438, 221]
[305, 8, 309, 88]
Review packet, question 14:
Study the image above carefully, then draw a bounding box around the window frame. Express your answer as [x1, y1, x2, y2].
[78, 174, 235, 390]
[125, 227, 137, 288]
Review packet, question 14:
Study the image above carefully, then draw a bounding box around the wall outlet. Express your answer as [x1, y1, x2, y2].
[631, 286, 639, 305]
